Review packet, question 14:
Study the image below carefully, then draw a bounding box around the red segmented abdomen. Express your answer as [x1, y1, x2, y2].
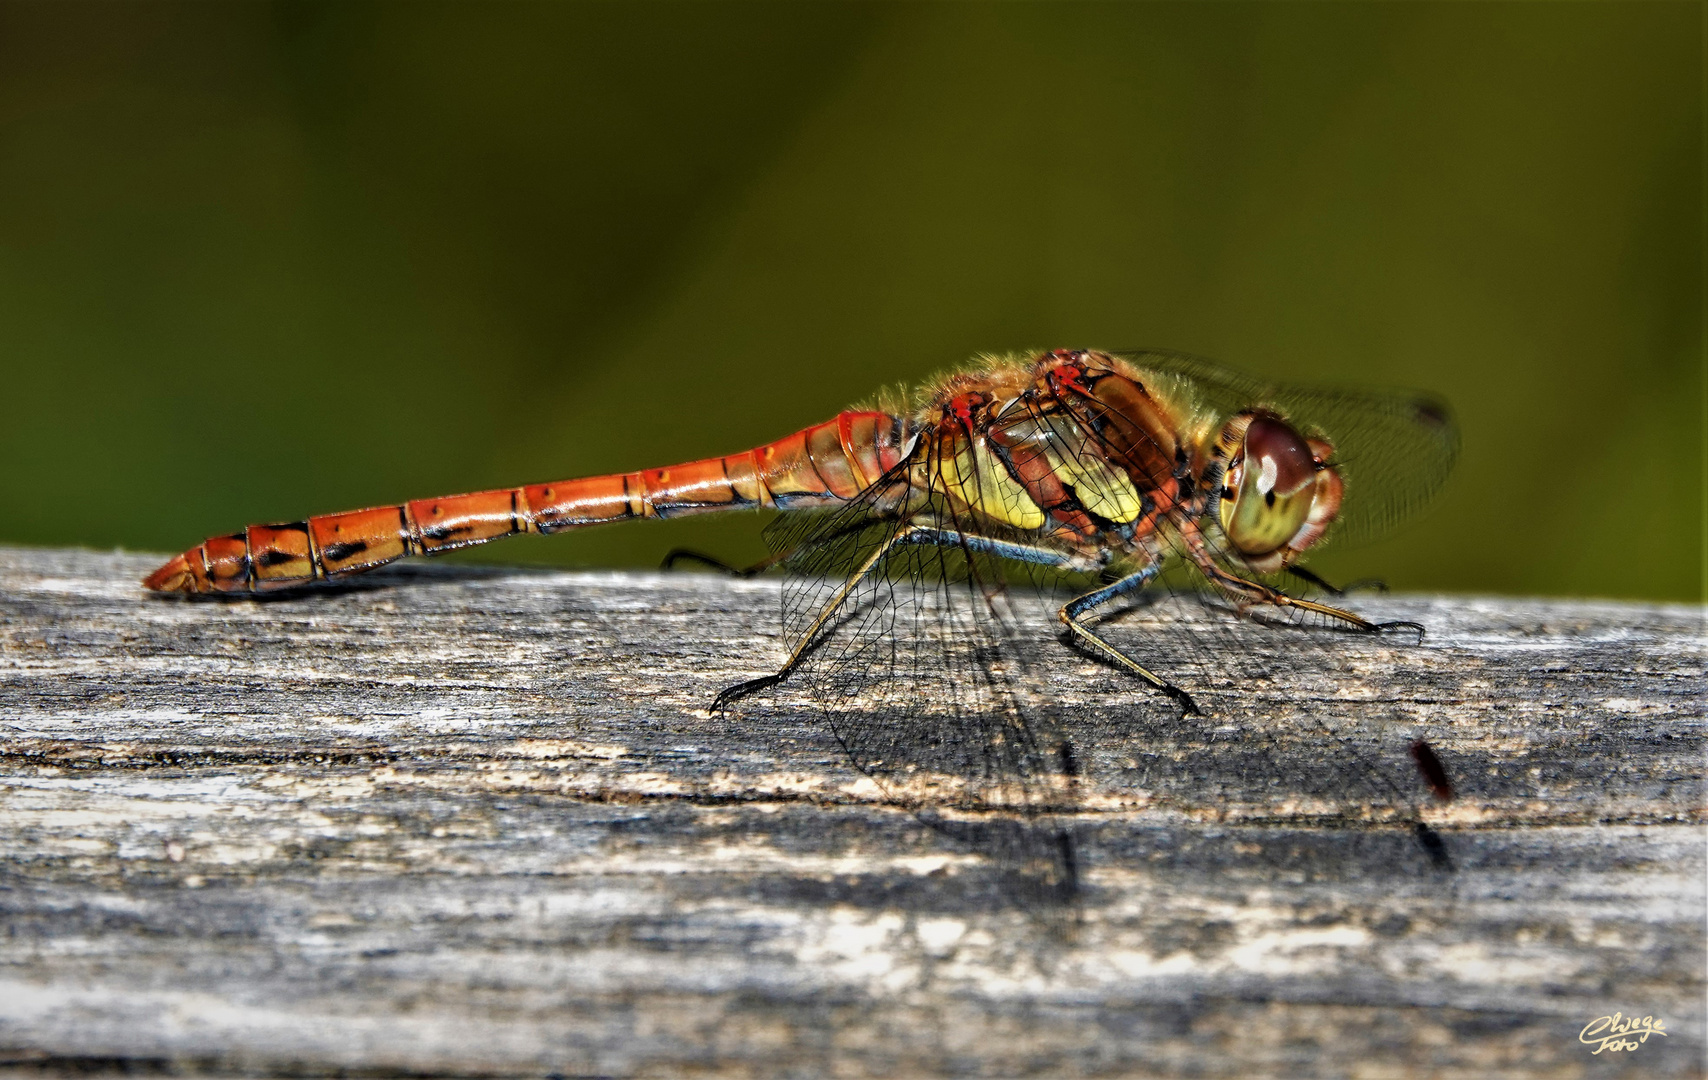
[144, 411, 913, 594]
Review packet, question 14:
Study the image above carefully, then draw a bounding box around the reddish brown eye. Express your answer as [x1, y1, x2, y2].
[1242, 416, 1317, 498]
[1218, 413, 1334, 562]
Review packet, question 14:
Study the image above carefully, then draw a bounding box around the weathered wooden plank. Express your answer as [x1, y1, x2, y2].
[0, 545, 1701, 1078]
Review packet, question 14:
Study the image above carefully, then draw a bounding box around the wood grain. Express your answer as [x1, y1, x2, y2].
[0, 545, 1701, 1078]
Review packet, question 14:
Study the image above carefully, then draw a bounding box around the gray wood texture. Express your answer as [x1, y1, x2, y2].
[0, 544, 1702, 1078]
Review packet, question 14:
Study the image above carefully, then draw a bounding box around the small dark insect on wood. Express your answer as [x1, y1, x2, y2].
[1411, 738, 1454, 802]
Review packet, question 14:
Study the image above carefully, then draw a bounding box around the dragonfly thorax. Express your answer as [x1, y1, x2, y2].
[913, 352, 1192, 550]
[906, 350, 1347, 575]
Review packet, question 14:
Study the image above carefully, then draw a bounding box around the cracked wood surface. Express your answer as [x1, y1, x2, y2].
[0, 545, 1702, 1078]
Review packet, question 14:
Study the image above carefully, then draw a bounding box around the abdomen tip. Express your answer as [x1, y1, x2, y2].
[143, 553, 198, 593]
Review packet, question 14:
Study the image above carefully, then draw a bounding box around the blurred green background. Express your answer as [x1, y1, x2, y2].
[0, 2, 1700, 601]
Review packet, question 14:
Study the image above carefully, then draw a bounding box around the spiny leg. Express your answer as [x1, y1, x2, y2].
[1058, 564, 1201, 715]
[661, 548, 781, 578]
[1254, 567, 1423, 639]
[710, 525, 1082, 712]
[1285, 564, 1389, 597]
[665, 514, 900, 579]
[1179, 522, 1423, 638]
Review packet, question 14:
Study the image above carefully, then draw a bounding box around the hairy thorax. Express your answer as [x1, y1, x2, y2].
[908, 350, 1219, 559]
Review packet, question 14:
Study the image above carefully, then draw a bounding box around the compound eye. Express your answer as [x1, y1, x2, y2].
[1219, 416, 1322, 556]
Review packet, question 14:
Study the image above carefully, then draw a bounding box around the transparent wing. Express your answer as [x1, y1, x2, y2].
[1116, 349, 1460, 547]
[757, 465, 1097, 910]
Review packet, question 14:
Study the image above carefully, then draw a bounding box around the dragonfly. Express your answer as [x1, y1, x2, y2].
[145, 349, 1459, 904]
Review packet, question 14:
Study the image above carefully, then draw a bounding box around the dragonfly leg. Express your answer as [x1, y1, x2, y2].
[1286, 564, 1389, 597]
[890, 527, 1091, 568]
[1180, 522, 1423, 638]
[661, 548, 782, 578]
[1058, 566, 1201, 715]
[710, 525, 1083, 712]
[1222, 564, 1421, 637]
[666, 513, 915, 579]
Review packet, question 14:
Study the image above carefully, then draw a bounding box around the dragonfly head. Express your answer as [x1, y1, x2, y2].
[1214, 412, 1342, 572]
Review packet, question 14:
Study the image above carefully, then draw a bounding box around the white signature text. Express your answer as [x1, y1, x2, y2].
[1579, 1012, 1666, 1054]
